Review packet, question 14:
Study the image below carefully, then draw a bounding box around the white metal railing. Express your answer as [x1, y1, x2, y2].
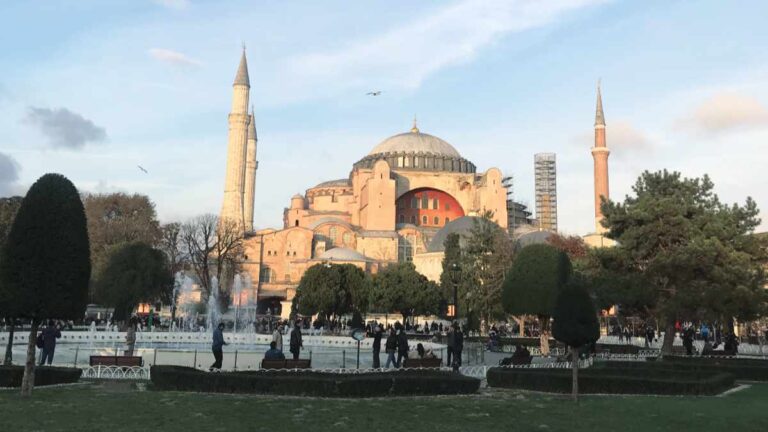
[80, 366, 150, 380]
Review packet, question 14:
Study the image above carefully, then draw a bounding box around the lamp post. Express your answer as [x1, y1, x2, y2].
[450, 263, 461, 322]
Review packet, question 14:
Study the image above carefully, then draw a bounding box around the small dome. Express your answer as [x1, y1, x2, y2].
[427, 216, 500, 253]
[369, 130, 461, 158]
[516, 230, 555, 249]
[318, 247, 369, 262]
[313, 179, 351, 188]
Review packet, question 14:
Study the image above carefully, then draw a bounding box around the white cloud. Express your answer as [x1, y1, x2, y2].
[677, 92, 768, 134]
[574, 119, 652, 154]
[24, 107, 107, 149]
[280, 0, 608, 99]
[152, 0, 190, 10]
[148, 48, 202, 67]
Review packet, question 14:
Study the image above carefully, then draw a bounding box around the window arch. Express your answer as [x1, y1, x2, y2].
[329, 227, 338, 246]
[422, 215, 427, 225]
[434, 216, 439, 225]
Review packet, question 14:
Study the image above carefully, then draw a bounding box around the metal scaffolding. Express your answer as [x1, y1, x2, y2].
[534, 153, 557, 232]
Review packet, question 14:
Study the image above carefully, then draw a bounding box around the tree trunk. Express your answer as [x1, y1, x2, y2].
[21, 321, 39, 397]
[516, 316, 525, 337]
[3, 321, 14, 365]
[571, 347, 579, 403]
[539, 315, 550, 356]
[661, 322, 676, 356]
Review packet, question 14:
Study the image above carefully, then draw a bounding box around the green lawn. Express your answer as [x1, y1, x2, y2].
[1, 382, 767, 432]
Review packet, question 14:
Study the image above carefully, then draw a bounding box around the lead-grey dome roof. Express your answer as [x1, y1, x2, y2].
[427, 216, 500, 253]
[318, 247, 370, 262]
[368, 128, 461, 158]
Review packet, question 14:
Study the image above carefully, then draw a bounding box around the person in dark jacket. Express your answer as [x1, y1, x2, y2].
[264, 341, 285, 360]
[372, 325, 383, 368]
[451, 322, 464, 370]
[210, 322, 227, 371]
[39, 320, 61, 365]
[289, 322, 303, 360]
[385, 328, 398, 368]
[396, 328, 409, 367]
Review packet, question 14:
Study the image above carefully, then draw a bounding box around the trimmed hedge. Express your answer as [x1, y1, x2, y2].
[486, 365, 734, 395]
[150, 366, 480, 397]
[595, 344, 647, 355]
[605, 357, 768, 381]
[0, 366, 82, 388]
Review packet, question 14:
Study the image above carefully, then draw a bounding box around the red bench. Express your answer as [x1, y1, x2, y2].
[89, 356, 143, 367]
[260, 359, 312, 369]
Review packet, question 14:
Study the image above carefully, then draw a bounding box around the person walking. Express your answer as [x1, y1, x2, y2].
[385, 328, 398, 368]
[451, 322, 464, 371]
[446, 325, 455, 367]
[125, 317, 137, 356]
[210, 322, 227, 371]
[397, 326, 409, 368]
[372, 325, 383, 368]
[289, 321, 303, 360]
[272, 323, 284, 351]
[39, 320, 61, 366]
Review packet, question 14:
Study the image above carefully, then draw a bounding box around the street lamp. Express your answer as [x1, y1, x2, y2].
[450, 262, 461, 322]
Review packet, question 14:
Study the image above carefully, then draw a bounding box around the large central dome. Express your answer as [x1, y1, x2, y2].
[368, 125, 461, 158]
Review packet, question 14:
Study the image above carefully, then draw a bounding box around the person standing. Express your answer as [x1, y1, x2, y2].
[125, 317, 137, 356]
[451, 322, 464, 371]
[210, 322, 227, 371]
[446, 325, 455, 367]
[372, 325, 383, 368]
[397, 326, 409, 367]
[289, 321, 303, 360]
[385, 328, 398, 368]
[272, 323, 284, 352]
[39, 320, 61, 366]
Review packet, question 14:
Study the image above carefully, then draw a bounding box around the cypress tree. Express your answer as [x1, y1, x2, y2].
[0, 174, 91, 396]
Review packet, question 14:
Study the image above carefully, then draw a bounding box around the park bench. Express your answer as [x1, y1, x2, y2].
[89, 355, 143, 367]
[260, 359, 312, 369]
[402, 357, 442, 368]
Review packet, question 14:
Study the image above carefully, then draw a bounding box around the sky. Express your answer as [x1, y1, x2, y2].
[1, 0, 767, 235]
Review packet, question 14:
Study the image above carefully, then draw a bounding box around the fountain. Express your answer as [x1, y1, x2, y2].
[232, 274, 242, 333]
[206, 276, 220, 332]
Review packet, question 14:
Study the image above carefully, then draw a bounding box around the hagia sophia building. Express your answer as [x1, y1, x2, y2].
[219, 51, 609, 317]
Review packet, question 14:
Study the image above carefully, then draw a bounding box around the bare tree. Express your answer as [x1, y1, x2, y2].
[181, 215, 243, 304]
[159, 222, 186, 321]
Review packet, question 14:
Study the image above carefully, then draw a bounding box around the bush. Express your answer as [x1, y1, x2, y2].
[0, 366, 82, 388]
[595, 344, 646, 354]
[486, 365, 734, 395]
[150, 366, 480, 397]
[610, 357, 768, 381]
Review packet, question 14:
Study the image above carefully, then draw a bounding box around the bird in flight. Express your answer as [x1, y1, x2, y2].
[366, 91, 382, 96]
[137, 165, 148, 174]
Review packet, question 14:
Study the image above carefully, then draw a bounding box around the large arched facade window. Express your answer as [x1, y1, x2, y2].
[395, 188, 465, 227]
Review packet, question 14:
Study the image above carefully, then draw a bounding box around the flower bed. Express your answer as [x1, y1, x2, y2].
[0, 365, 82, 388]
[150, 366, 480, 397]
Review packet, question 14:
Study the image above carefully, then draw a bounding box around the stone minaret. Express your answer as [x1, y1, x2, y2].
[220, 50, 251, 231]
[591, 80, 610, 233]
[243, 109, 258, 232]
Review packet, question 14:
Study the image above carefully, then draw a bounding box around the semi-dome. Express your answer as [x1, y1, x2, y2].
[427, 216, 500, 253]
[318, 247, 370, 262]
[368, 127, 461, 158]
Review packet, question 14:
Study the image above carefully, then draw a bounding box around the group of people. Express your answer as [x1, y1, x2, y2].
[208, 320, 305, 371]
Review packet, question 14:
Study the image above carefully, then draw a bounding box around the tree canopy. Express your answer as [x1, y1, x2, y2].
[372, 262, 442, 321]
[552, 281, 600, 349]
[95, 242, 172, 321]
[600, 170, 767, 351]
[292, 263, 371, 319]
[502, 243, 571, 317]
[0, 174, 91, 322]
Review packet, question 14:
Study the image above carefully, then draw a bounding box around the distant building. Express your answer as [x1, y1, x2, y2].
[506, 199, 534, 232]
[534, 153, 557, 232]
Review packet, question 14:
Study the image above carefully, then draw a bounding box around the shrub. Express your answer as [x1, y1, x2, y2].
[150, 366, 480, 397]
[486, 366, 734, 395]
[607, 357, 768, 381]
[0, 366, 81, 388]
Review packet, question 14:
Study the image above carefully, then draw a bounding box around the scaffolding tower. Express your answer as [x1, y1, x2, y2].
[534, 153, 557, 232]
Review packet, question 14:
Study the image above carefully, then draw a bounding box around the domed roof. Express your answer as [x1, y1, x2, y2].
[427, 216, 500, 253]
[313, 178, 351, 188]
[318, 247, 370, 262]
[368, 124, 461, 158]
[515, 230, 555, 249]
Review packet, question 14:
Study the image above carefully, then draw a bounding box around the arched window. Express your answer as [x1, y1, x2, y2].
[434, 216, 439, 225]
[295, 220, 299, 227]
[259, 267, 272, 283]
[422, 215, 427, 225]
[421, 195, 429, 209]
[329, 227, 338, 246]
[342, 232, 352, 246]
[399, 214, 405, 223]
[410, 215, 416, 224]
[433, 198, 439, 209]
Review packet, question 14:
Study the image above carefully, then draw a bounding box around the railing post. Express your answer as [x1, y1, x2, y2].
[193, 349, 197, 369]
[73, 346, 79, 367]
[234, 350, 238, 371]
[342, 350, 346, 369]
[153, 349, 158, 366]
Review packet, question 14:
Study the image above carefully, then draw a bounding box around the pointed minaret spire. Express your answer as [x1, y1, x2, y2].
[248, 105, 257, 140]
[594, 79, 605, 127]
[234, 47, 250, 87]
